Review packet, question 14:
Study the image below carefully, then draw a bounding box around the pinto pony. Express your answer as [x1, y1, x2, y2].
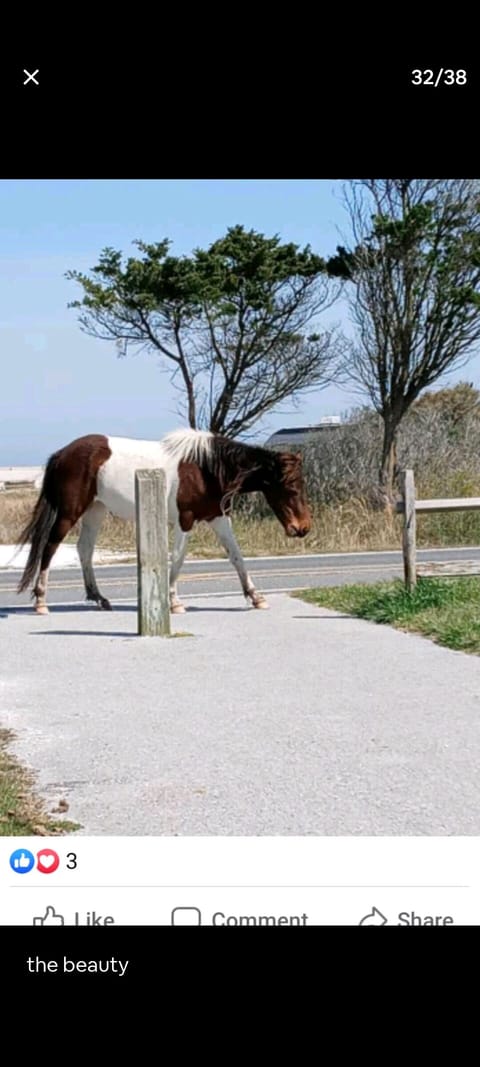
[17, 429, 311, 615]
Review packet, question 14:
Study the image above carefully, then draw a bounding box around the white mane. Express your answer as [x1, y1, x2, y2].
[161, 428, 214, 466]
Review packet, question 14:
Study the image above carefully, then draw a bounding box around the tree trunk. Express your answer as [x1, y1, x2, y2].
[178, 364, 196, 428]
[187, 387, 196, 429]
[379, 417, 399, 504]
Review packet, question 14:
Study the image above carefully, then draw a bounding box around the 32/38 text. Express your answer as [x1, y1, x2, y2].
[411, 69, 467, 87]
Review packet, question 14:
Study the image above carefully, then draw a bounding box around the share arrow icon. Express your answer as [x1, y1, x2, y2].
[359, 907, 388, 926]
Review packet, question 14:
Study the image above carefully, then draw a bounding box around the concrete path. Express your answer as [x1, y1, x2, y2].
[1, 593, 480, 835]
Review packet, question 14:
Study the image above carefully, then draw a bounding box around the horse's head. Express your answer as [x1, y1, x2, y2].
[263, 452, 312, 538]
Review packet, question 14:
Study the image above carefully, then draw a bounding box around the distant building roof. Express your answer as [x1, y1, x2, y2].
[265, 418, 342, 447]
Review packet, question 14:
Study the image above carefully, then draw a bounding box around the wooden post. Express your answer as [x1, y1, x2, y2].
[135, 469, 171, 636]
[401, 469, 417, 592]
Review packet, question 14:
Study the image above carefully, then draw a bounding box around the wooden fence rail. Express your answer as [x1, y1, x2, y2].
[397, 469, 480, 591]
[135, 469, 171, 636]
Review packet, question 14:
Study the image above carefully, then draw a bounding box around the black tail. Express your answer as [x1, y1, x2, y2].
[17, 452, 60, 594]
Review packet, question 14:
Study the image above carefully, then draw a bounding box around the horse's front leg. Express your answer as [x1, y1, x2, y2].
[169, 523, 190, 613]
[208, 516, 269, 609]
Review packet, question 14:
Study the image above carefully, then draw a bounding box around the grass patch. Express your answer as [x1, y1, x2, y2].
[294, 577, 480, 655]
[0, 729, 80, 836]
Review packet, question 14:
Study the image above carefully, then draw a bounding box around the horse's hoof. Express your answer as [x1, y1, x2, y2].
[35, 604, 49, 616]
[99, 599, 113, 611]
[171, 603, 186, 614]
[252, 597, 269, 610]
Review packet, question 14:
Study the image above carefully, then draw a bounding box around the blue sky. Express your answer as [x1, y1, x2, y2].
[1, 179, 478, 463]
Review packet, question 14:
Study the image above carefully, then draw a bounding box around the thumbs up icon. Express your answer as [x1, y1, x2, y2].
[33, 906, 64, 926]
[9, 848, 35, 873]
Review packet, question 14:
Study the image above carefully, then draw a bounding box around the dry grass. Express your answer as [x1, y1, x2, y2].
[0, 490, 37, 545]
[3, 488, 480, 557]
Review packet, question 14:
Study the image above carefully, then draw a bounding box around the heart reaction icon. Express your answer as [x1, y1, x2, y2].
[36, 849, 60, 874]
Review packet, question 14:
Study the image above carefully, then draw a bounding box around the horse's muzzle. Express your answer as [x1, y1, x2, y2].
[286, 524, 310, 538]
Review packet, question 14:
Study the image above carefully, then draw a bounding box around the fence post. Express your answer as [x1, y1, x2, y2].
[401, 469, 417, 592]
[135, 469, 171, 636]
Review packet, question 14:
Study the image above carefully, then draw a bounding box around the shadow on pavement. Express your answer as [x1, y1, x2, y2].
[183, 605, 246, 613]
[292, 614, 355, 620]
[30, 630, 138, 638]
[0, 603, 137, 615]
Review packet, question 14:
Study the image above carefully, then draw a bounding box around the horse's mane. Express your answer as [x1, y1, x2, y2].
[161, 428, 215, 466]
[209, 436, 280, 488]
[162, 428, 286, 498]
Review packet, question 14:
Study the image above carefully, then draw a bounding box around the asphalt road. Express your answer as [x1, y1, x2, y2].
[2, 546, 480, 608]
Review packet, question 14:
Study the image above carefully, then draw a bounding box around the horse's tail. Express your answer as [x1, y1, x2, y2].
[17, 452, 60, 593]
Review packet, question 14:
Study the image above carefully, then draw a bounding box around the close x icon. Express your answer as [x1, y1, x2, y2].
[23, 69, 39, 85]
